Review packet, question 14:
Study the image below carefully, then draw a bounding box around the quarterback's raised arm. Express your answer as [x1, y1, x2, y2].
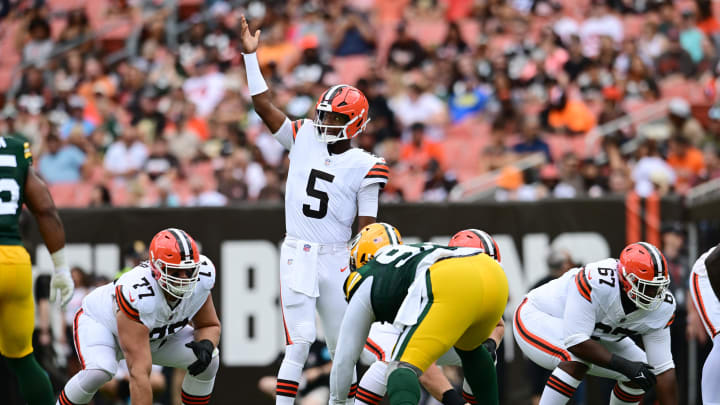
[329, 282, 375, 404]
[116, 302, 152, 405]
[239, 15, 288, 135]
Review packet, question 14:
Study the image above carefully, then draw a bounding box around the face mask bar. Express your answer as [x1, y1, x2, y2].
[312, 106, 367, 143]
[624, 271, 669, 310]
[154, 260, 200, 299]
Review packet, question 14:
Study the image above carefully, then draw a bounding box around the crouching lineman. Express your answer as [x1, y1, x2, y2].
[689, 244, 720, 404]
[329, 223, 509, 405]
[57, 228, 221, 405]
[514, 242, 677, 405]
[356, 228, 506, 405]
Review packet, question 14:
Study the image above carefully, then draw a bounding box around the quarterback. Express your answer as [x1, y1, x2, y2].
[356, 228, 506, 405]
[514, 242, 677, 405]
[689, 244, 720, 404]
[57, 229, 221, 405]
[0, 134, 73, 405]
[240, 14, 387, 404]
[329, 223, 508, 405]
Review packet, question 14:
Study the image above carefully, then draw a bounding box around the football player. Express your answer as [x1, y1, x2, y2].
[514, 242, 677, 405]
[0, 135, 73, 405]
[240, 15, 388, 405]
[689, 244, 720, 404]
[356, 228, 505, 405]
[57, 229, 221, 405]
[329, 223, 509, 405]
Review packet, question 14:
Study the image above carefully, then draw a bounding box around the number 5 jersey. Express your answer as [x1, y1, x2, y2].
[275, 118, 388, 244]
[81, 255, 215, 350]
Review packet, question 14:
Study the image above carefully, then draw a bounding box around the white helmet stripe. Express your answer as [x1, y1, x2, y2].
[168, 228, 191, 261]
[469, 229, 494, 257]
[324, 84, 346, 102]
[637, 242, 664, 279]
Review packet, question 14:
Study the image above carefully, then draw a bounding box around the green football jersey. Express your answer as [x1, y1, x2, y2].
[0, 136, 32, 245]
[346, 243, 462, 323]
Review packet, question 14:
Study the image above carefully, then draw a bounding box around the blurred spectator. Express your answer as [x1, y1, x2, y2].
[104, 127, 149, 180]
[701, 144, 720, 181]
[512, 116, 552, 163]
[59, 96, 95, 140]
[656, 29, 695, 78]
[546, 88, 597, 134]
[579, 2, 623, 57]
[188, 175, 227, 206]
[632, 138, 676, 197]
[330, 10, 375, 56]
[88, 184, 112, 207]
[667, 135, 706, 193]
[679, 9, 707, 63]
[56, 9, 92, 53]
[292, 37, 333, 86]
[387, 22, 426, 71]
[18, 16, 53, 68]
[422, 159, 457, 201]
[258, 168, 284, 202]
[554, 152, 583, 198]
[182, 60, 226, 117]
[389, 83, 448, 139]
[38, 133, 87, 184]
[144, 137, 179, 181]
[400, 122, 444, 171]
[154, 175, 181, 207]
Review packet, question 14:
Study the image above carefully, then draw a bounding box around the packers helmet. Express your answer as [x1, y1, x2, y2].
[349, 222, 402, 271]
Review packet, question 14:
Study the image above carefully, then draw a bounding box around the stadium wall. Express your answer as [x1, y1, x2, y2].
[21, 198, 687, 404]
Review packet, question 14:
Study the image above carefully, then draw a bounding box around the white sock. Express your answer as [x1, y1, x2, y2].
[356, 361, 388, 405]
[276, 342, 310, 404]
[610, 381, 644, 404]
[703, 335, 720, 405]
[59, 369, 112, 405]
[181, 355, 219, 405]
[539, 368, 582, 405]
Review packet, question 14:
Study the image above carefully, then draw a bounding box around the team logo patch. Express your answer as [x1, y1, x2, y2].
[325, 158, 331, 166]
[287, 259, 293, 265]
[373, 237, 382, 243]
[303, 244, 311, 252]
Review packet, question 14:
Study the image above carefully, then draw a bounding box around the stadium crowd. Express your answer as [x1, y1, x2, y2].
[1, 0, 720, 206]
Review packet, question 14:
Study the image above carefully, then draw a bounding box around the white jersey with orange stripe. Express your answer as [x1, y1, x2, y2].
[527, 258, 676, 345]
[82, 255, 215, 349]
[272, 117, 388, 244]
[691, 246, 717, 277]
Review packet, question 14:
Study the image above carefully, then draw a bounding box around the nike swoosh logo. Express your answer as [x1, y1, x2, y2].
[340, 266, 348, 272]
[129, 293, 136, 302]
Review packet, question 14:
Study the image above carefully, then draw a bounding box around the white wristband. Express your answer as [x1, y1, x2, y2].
[51, 247, 69, 273]
[243, 52, 269, 96]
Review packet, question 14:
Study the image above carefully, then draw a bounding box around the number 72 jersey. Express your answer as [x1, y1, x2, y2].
[280, 119, 388, 244]
[526, 258, 676, 344]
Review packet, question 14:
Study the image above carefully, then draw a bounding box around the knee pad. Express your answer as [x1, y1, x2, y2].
[183, 354, 220, 397]
[289, 322, 316, 346]
[283, 342, 311, 368]
[62, 369, 114, 404]
[193, 351, 220, 381]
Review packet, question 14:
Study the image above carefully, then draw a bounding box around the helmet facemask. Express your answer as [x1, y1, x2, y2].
[622, 267, 669, 310]
[152, 256, 200, 299]
[313, 106, 367, 144]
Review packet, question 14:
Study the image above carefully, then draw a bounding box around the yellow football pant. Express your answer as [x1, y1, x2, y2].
[0, 245, 35, 358]
[394, 253, 508, 372]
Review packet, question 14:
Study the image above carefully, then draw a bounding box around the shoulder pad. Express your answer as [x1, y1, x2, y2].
[362, 157, 389, 188]
[291, 119, 310, 141]
[115, 267, 159, 322]
[197, 254, 216, 290]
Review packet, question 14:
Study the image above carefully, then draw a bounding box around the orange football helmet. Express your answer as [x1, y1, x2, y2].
[149, 228, 201, 299]
[449, 229, 501, 262]
[619, 242, 670, 310]
[313, 84, 370, 143]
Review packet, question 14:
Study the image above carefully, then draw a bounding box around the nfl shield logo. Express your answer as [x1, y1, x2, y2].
[325, 158, 331, 166]
[287, 259, 293, 265]
[303, 244, 311, 252]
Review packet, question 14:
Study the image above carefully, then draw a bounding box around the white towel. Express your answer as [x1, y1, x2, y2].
[289, 239, 320, 297]
[392, 270, 429, 329]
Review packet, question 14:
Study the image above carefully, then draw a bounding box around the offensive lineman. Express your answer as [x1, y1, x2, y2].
[330, 223, 508, 405]
[0, 135, 74, 405]
[240, 15, 387, 405]
[514, 242, 677, 405]
[356, 228, 506, 405]
[57, 229, 221, 405]
[689, 244, 720, 404]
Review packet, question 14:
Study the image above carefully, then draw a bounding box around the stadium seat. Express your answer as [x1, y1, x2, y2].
[407, 19, 447, 47]
[331, 55, 371, 86]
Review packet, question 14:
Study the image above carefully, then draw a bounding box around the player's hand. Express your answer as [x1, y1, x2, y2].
[624, 362, 656, 391]
[186, 339, 214, 376]
[50, 267, 74, 308]
[240, 14, 261, 54]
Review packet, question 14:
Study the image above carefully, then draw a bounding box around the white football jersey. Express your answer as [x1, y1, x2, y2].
[527, 258, 676, 345]
[691, 246, 717, 277]
[274, 118, 388, 244]
[82, 255, 216, 350]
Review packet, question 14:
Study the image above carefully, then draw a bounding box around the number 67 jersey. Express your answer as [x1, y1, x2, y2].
[526, 258, 676, 344]
[276, 118, 389, 244]
[81, 255, 215, 350]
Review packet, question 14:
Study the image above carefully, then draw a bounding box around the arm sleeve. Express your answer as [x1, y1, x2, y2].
[642, 327, 675, 374]
[361, 160, 389, 189]
[272, 118, 295, 151]
[563, 272, 597, 348]
[330, 280, 375, 403]
[357, 183, 379, 218]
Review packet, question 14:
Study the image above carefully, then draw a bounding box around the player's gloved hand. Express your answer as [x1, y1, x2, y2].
[50, 267, 74, 308]
[609, 354, 656, 391]
[481, 338, 498, 365]
[186, 339, 214, 376]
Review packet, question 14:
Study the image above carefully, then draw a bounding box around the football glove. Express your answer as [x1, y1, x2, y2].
[609, 355, 656, 391]
[482, 338, 498, 365]
[186, 340, 214, 376]
[50, 267, 74, 308]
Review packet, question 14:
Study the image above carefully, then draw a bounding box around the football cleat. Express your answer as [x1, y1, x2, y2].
[349, 222, 402, 271]
[449, 229, 501, 262]
[619, 242, 670, 310]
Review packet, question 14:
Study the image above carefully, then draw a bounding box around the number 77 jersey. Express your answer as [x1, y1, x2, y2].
[280, 118, 388, 244]
[526, 258, 676, 343]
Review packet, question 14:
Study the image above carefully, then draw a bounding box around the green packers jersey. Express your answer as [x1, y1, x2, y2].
[344, 243, 463, 323]
[0, 136, 32, 245]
